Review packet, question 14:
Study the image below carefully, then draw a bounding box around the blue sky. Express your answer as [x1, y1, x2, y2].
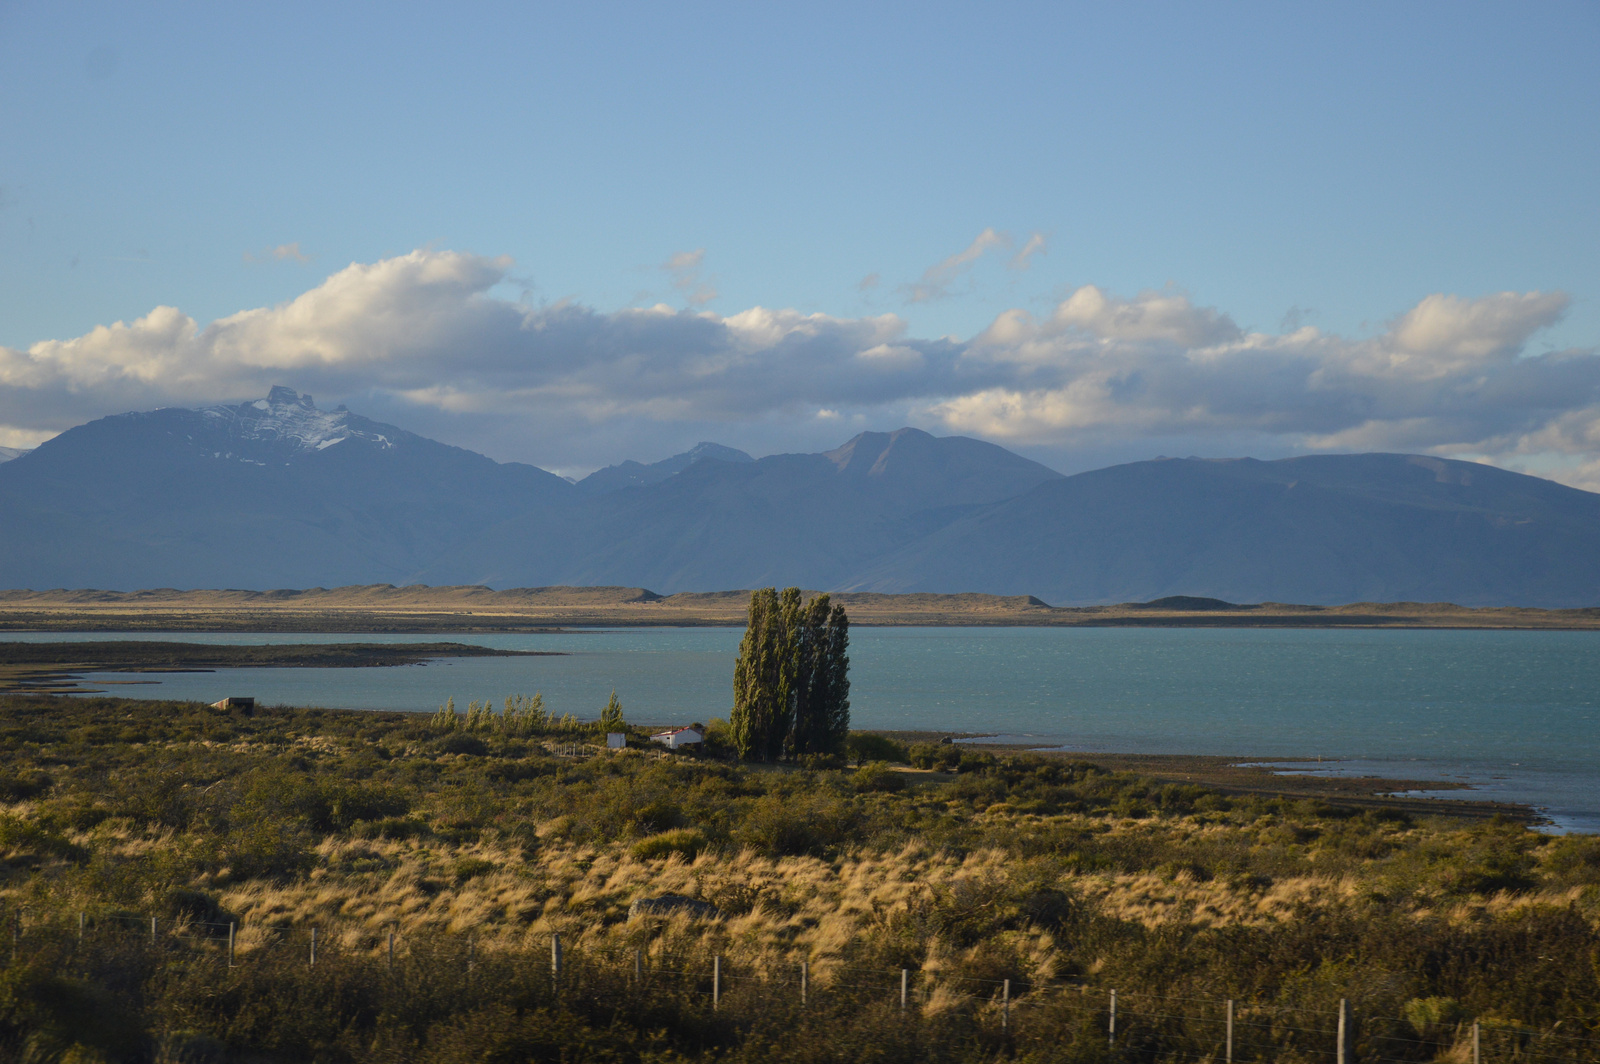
[1, 1, 1597, 481]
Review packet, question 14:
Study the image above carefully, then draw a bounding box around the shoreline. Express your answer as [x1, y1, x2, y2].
[3, 586, 1600, 631]
[0, 640, 547, 694]
[870, 730, 1548, 827]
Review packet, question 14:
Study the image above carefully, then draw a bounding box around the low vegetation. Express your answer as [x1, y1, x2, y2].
[0, 693, 1595, 1062]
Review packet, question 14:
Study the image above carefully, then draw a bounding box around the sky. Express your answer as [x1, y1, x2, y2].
[1, 1, 1597, 483]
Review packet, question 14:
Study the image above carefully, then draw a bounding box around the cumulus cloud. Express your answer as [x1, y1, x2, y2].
[933, 283, 1596, 484]
[1, 248, 1596, 489]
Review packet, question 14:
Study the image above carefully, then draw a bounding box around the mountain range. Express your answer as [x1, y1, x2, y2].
[1, 386, 1597, 606]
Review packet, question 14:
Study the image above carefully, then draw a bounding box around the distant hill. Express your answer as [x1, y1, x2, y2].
[843, 454, 1600, 606]
[0, 387, 572, 589]
[1, 389, 1598, 605]
[574, 442, 753, 496]
[0, 446, 29, 463]
[418, 427, 1063, 590]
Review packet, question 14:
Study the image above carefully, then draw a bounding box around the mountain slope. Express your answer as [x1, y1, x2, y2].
[575, 442, 754, 496]
[0, 387, 572, 589]
[3, 392, 1599, 606]
[843, 453, 1600, 606]
[417, 428, 1064, 591]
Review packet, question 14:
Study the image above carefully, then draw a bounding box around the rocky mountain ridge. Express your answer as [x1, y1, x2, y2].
[1, 389, 1597, 606]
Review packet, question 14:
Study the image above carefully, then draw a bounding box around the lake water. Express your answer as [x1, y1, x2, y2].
[9, 627, 1598, 833]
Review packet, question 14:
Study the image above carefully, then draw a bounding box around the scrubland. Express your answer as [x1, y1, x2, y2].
[0, 694, 1596, 1062]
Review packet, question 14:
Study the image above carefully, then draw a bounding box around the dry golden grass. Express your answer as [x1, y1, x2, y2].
[32, 813, 1554, 979]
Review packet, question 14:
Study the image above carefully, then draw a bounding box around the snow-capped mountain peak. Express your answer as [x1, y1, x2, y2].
[195, 386, 398, 461]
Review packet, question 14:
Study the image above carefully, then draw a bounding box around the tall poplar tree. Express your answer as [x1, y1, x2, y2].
[732, 587, 849, 761]
[731, 588, 791, 761]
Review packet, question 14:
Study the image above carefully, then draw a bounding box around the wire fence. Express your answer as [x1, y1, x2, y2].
[1, 903, 1594, 1063]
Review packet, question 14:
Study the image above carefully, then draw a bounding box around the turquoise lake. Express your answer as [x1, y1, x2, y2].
[12, 627, 1599, 832]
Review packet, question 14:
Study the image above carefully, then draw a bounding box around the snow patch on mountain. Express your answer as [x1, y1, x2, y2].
[0, 446, 31, 464]
[197, 386, 396, 460]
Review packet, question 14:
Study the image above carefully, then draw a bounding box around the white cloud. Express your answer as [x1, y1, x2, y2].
[902, 228, 1012, 303]
[1, 249, 1597, 489]
[244, 242, 311, 264]
[933, 285, 1595, 481]
[663, 248, 718, 307]
[1009, 232, 1047, 271]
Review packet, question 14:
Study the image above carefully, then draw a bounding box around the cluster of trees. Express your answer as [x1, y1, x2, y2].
[427, 692, 623, 738]
[730, 588, 850, 761]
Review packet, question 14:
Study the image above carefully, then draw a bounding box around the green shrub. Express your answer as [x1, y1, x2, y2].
[0, 813, 85, 862]
[219, 820, 314, 881]
[733, 791, 857, 857]
[908, 742, 962, 771]
[1403, 996, 1470, 1035]
[351, 816, 431, 841]
[845, 732, 907, 766]
[158, 888, 234, 933]
[438, 733, 488, 756]
[452, 857, 497, 882]
[0, 768, 51, 801]
[853, 762, 907, 793]
[632, 828, 707, 860]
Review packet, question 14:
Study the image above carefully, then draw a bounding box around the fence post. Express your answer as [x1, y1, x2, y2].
[1109, 988, 1117, 1047]
[551, 933, 561, 988]
[78, 912, 85, 943]
[151, 916, 157, 945]
[1002, 978, 1010, 1030]
[1225, 998, 1233, 1063]
[634, 948, 642, 982]
[901, 969, 908, 1011]
[467, 935, 475, 975]
[227, 922, 235, 968]
[713, 955, 721, 1010]
[1472, 1021, 1480, 1064]
[310, 927, 317, 968]
[1337, 998, 1349, 1064]
[388, 931, 395, 971]
[801, 961, 808, 1007]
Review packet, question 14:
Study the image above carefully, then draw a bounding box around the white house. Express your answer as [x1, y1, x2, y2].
[651, 726, 703, 750]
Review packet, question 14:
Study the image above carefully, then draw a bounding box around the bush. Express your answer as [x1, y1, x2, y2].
[846, 733, 907, 766]
[159, 888, 234, 933]
[219, 820, 315, 881]
[0, 813, 85, 862]
[631, 828, 707, 861]
[908, 742, 962, 771]
[853, 762, 907, 793]
[0, 768, 51, 801]
[733, 791, 857, 857]
[232, 772, 411, 835]
[351, 816, 431, 841]
[438, 733, 488, 756]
